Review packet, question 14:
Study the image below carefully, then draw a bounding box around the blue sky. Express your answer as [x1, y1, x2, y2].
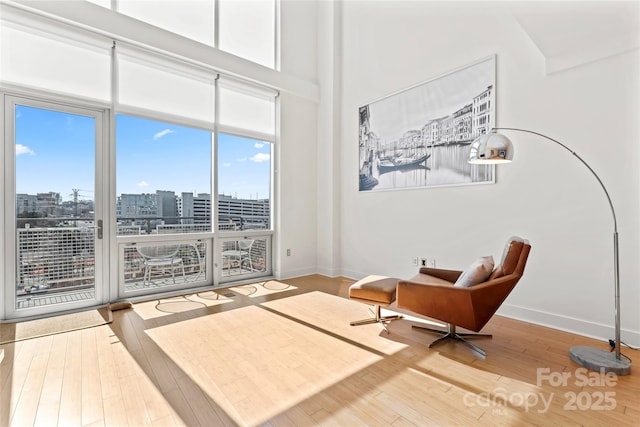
[15, 106, 271, 201]
[15, 106, 95, 201]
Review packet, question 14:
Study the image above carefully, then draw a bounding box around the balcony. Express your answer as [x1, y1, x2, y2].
[15, 218, 271, 309]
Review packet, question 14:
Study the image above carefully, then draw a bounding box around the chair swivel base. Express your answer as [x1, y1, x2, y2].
[350, 304, 402, 334]
[412, 323, 491, 357]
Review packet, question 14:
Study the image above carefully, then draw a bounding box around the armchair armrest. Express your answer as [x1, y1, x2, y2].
[416, 267, 463, 283]
[397, 273, 522, 332]
[397, 279, 476, 328]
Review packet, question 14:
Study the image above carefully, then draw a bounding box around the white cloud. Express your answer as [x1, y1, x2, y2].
[16, 144, 35, 156]
[223, 162, 231, 167]
[237, 157, 248, 162]
[254, 143, 264, 148]
[250, 153, 271, 163]
[153, 129, 175, 140]
[137, 181, 149, 188]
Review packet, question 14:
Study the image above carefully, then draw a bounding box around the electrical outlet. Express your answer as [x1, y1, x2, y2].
[419, 258, 436, 268]
[286, 248, 291, 256]
[412, 257, 419, 266]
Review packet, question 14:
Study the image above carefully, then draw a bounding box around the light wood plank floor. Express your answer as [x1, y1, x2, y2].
[1, 274, 639, 426]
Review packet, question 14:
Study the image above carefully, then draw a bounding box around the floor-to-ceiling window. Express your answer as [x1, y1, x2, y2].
[216, 77, 277, 283]
[0, 0, 278, 318]
[115, 115, 213, 296]
[217, 134, 273, 281]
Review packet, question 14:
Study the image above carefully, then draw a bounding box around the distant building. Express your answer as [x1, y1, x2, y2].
[193, 194, 211, 224]
[36, 192, 61, 216]
[156, 190, 178, 224]
[19, 189, 270, 233]
[218, 195, 270, 229]
[117, 193, 158, 218]
[16, 194, 37, 216]
[178, 192, 211, 225]
[178, 192, 194, 224]
[116, 193, 161, 232]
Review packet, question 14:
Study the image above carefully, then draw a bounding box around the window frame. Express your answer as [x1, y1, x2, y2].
[113, 112, 276, 293]
[0, 2, 279, 316]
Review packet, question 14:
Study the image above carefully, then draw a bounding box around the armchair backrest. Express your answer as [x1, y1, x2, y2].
[468, 239, 531, 330]
[488, 237, 529, 280]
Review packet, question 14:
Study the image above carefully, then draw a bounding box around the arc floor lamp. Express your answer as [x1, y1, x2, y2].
[469, 127, 630, 375]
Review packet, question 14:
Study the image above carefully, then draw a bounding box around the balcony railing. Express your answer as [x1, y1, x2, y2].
[117, 214, 269, 234]
[16, 226, 95, 309]
[15, 218, 271, 306]
[122, 241, 207, 293]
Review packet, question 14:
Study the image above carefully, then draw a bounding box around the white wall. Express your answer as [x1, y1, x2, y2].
[277, 92, 319, 278]
[277, 0, 321, 279]
[315, 0, 343, 277]
[334, 1, 640, 346]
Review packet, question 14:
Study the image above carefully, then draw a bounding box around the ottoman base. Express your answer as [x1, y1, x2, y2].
[349, 275, 402, 334]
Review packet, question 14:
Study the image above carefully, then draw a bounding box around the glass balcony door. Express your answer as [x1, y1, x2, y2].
[4, 96, 107, 319]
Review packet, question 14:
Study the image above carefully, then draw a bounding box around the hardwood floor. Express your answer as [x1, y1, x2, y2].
[1, 274, 639, 426]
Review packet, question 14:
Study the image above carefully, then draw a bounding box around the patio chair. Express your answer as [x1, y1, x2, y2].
[222, 239, 254, 275]
[137, 244, 186, 285]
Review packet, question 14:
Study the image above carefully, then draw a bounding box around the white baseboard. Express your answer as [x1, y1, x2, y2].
[277, 266, 318, 281]
[498, 303, 640, 348]
[314, 267, 341, 278]
[339, 269, 367, 281]
[276, 270, 640, 349]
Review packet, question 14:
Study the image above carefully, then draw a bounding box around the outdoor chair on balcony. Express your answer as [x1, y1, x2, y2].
[137, 244, 186, 286]
[222, 239, 254, 275]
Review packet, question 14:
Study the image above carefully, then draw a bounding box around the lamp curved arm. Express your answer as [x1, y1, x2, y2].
[491, 127, 622, 362]
[492, 127, 618, 232]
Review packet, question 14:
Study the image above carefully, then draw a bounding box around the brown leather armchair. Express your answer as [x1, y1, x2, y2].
[396, 237, 531, 356]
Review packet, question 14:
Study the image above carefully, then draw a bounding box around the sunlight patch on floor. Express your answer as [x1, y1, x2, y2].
[229, 280, 297, 298]
[145, 303, 384, 426]
[133, 292, 233, 319]
[261, 291, 409, 356]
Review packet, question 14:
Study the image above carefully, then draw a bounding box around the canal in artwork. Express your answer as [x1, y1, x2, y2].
[369, 144, 493, 191]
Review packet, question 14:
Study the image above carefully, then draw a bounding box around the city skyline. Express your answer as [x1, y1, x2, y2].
[15, 106, 271, 201]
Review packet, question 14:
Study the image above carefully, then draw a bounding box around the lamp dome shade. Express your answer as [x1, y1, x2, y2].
[468, 132, 514, 164]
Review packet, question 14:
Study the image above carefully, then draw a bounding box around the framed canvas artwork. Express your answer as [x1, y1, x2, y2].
[359, 55, 496, 192]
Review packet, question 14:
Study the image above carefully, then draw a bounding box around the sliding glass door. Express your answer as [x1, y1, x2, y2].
[4, 96, 107, 318]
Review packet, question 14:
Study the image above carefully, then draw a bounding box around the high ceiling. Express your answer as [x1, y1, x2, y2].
[512, 1, 640, 74]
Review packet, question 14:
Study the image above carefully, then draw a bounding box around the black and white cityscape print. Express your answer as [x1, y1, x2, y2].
[359, 56, 496, 192]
